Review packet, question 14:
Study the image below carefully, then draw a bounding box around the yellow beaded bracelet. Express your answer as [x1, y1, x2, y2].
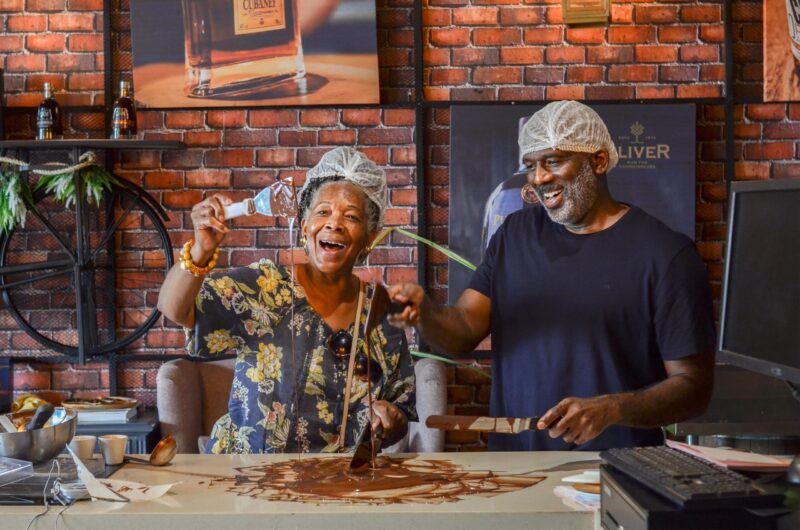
[180, 238, 219, 277]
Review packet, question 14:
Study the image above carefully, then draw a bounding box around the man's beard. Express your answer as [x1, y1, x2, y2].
[534, 160, 599, 227]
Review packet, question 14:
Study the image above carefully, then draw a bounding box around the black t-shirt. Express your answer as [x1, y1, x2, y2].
[468, 205, 716, 451]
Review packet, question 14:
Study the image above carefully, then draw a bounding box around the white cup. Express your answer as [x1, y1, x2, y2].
[68, 435, 96, 461]
[98, 434, 128, 465]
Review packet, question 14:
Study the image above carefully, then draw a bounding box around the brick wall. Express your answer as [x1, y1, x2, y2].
[2, 0, 796, 451]
[423, 0, 725, 101]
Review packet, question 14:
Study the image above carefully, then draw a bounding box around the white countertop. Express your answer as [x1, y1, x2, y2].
[3, 451, 601, 530]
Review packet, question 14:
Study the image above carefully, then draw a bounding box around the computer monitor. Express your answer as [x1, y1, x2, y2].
[718, 179, 800, 385]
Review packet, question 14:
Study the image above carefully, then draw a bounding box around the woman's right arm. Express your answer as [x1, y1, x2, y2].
[157, 194, 232, 328]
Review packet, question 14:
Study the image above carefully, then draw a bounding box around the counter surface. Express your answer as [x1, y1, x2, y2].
[2, 451, 600, 530]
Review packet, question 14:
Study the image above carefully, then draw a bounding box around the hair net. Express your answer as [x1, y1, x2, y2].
[299, 146, 388, 227]
[518, 100, 619, 173]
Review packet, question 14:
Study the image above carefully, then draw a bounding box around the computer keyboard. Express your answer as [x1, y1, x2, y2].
[600, 446, 784, 510]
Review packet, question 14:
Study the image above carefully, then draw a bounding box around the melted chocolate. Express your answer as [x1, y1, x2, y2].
[210, 455, 545, 505]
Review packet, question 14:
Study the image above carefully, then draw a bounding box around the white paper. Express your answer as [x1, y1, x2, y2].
[562, 470, 600, 484]
[67, 447, 180, 502]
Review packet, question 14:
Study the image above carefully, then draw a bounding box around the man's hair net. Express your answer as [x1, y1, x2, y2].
[299, 146, 388, 228]
[518, 100, 619, 173]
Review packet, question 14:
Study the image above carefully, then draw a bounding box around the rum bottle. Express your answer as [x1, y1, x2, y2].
[111, 80, 137, 139]
[181, 0, 305, 97]
[36, 82, 61, 140]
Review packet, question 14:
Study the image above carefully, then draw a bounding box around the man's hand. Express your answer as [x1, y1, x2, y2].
[370, 400, 408, 445]
[537, 395, 621, 446]
[386, 283, 426, 328]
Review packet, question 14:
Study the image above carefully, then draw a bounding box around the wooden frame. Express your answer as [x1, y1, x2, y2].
[561, 0, 610, 25]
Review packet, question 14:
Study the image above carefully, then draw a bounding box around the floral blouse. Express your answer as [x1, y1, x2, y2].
[187, 259, 417, 454]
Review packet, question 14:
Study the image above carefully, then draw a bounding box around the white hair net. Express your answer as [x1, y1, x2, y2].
[300, 146, 388, 227]
[518, 101, 619, 173]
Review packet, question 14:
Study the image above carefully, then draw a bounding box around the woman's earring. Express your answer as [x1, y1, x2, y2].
[300, 236, 308, 254]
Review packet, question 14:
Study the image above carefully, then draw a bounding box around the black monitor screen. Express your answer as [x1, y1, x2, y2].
[718, 180, 800, 384]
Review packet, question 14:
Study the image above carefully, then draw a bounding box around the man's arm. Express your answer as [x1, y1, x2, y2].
[387, 284, 491, 356]
[537, 352, 715, 446]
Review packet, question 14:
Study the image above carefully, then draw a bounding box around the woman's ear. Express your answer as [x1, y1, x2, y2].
[591, 150, 610, 175]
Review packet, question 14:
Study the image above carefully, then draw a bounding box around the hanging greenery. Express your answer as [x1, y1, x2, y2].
[0, 164, 33, 234]
[366, 226, 477, 271]
[0, 149, 119, 234]
[33, 163, 118, 208]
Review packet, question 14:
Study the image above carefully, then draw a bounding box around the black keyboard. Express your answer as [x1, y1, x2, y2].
[600, 446, 784, 510]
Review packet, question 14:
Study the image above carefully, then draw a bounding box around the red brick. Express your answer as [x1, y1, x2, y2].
[424, 48, 450, 66]
[299, 109, 339, 127]
[566, 66, 603, 83]
[746, 104, 787, 121]
[7, 14, 47, 31]
[422, 8, 451, 26]
[763, 123, 800, 139]
[473, 28, 520, 46]
[248, 109, 297, 127]
[277, 130, 316, 146]
[523, 27, 562, 44]
[383, 109, 415, 126]
[429, 28, 470, 47]
[163, 190, 203, 209]
[67, 72, 103, 90]
[773, 163, 800, 179]
[6, 54, 45, 72]
[452, 7, 497, 25]
[545, 46, 584, 64]
[525, 66, 564, 84]
[342, 109, 382, 126]
[0, 0, 23, 11]
[586, 86, 635, 100]
[611, 4, 633, 24]
[658, 25, 697, 43]
[700, 64, 725, 82]
[453, 48, 498, 65]
[635, 45, 678, 63]
[13, 370, 51, 389]
[0, 35, 23, 51]
[186, 169, 232, 188]
[318, 129, 356, 144]
[53, 370, 99, 390]
[49, 13, 96, 31]
[359, 128, 413, 145]
[587, 46, 634, 64]
[499, 7, 543, 25]
[47, 54, 95, 72]
[733, 123, 762, 139]
[566, 26, 606, 44]
[166, 111, 204, 129]
[256, 148, 295, 167]
[27, 0, 65, 10]
[677, 84, 722, 98]
[68, 0, 103, 9]
[660, 65, 699, 83]
[207, 110, 246, 128]
[430, 68, 469, 85]
[205, 149, 253, 167]
[26, 33, 65, 52]
[681, 5, 721, 23]
[700, 25, 725, 43]
[472, 66, 521, 85]
[223, 129, 277, 147]
[636, 86, 675, 99]
[184, 130, 221, 146]
[499, 47, 543, 65]
[607, 26, 655, 44]
[679, 45, 720, 63]
[68, 34, 103, 52]
[546, 85, 585, 100]
[743, 142, 794, 160]
[635, 5, 678, 24]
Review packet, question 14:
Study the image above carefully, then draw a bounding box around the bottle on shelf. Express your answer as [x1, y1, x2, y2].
[35, 82, 61, 140]
[111, 80, 137, 139]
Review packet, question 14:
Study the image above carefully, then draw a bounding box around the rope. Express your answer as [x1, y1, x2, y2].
[0, 151, 97, 176]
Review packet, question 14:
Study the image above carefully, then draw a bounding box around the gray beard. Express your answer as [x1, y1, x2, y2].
[540, 160, 599, 227]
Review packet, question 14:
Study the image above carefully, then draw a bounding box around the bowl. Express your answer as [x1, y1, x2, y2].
[0, 407, 77, 464]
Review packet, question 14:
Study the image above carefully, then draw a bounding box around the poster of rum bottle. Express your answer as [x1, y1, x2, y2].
[764, 0, 800, 101]
[130, 0, 380, 107]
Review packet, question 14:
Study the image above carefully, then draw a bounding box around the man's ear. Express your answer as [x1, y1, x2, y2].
[591, 150, 609, 175]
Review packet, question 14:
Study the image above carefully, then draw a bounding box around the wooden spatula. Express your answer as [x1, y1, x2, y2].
[426, 414, 541, 434]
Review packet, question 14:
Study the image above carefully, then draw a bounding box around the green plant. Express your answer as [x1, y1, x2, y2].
[0, 164, 33, 234]
[367, 227, 477, 271]
[34, 164, 118, 208]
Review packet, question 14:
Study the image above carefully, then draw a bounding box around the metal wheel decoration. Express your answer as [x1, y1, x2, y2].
[0, 176, 172, 362]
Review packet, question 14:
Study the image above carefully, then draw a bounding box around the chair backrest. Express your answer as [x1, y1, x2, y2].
[156, 357, 446, 454]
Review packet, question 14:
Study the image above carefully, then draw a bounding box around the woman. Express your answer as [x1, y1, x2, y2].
[158, 147, 416, 454]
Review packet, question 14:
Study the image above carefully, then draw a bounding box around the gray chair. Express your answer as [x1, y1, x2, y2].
[156, 357, 446, 454]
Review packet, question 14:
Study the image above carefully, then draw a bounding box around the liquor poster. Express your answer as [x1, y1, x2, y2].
[448, 104, 696, 305]
[764, 0, 800, 101]
[130, 0, 380, 107]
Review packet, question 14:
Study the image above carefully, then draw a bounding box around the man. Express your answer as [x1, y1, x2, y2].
[389, 100, 716, 451]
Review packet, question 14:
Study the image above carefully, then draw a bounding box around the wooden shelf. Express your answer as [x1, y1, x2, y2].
[0, 139, 185, 150]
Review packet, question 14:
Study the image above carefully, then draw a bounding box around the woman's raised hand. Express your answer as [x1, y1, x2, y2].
[189, 194, 232, 261]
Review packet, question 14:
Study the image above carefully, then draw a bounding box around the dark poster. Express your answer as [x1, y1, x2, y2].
[448, 104, 696, 305]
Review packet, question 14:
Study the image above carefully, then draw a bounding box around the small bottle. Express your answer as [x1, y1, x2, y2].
[36, 82, 61, 140]
[111, 80, 137, 139]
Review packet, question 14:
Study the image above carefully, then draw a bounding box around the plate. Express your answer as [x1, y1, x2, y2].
[61, 397, 138, 411]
